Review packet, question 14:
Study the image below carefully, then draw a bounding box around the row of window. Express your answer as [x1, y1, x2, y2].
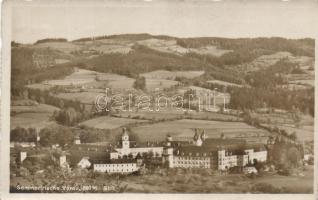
[95, 168, 136, 172]
[174, 164, 210, 169]
[95, 164, 136, 168]
[174, 161, 209, 165]
[176, 157, 210, 161]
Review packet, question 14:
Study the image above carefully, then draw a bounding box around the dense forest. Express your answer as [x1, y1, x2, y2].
[34, 38, 68, 44]
[72, 33, 175, 42]
[11, 47, 74, 96]
[82, 45, 206, 76]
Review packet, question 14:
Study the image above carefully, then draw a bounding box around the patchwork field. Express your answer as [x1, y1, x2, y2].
[114, 109, 240, 121]
[10, 101, 59, 130]
[44, 69, 130, 86]
[137, 39, 231, 56]
[188, 45, 232, 56]
[233, 51, 314, 74]
[54, 91, 103, 104]
[131, 119, 269, 142]
[145, 78, 179, 91]
[79, 116, 148, 130]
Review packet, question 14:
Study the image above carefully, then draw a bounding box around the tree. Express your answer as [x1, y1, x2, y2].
[287, 147, 301, 167]
[133, 76, 146, 91]
[55, 107, 82, 126]
[289, 132, 297, 142]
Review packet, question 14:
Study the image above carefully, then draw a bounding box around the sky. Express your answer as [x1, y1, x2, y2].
[11, 0, 318, 43]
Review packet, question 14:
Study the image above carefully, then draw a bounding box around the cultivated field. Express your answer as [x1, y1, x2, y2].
[145, 78, 179, 91]
[54, 91, 103, 104]
[79, 116, 148, 130]
[233, 51, 307, 73]
[10, 101, 59, 130]
[177, 86, 231, 105]
[131, 119, 269, 142]
[137, 39, 231, 56]
[188, 45, 232, 56]
[114, 109, 240, 121]
[45, 69, 130, 87]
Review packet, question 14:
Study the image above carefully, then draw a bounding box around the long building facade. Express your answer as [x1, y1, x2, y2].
[94, 161, 139, 173]
[80, 128, 268, 173]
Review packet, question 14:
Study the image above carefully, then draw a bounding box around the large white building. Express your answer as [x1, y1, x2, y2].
[110, 128, 164, 159]
[86, 128, 268, 173]
[94, 161, 139, 173]
[163, 130, 268, 171]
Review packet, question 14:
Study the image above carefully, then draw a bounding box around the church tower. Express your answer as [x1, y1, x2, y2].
[193, 129, 203, 146]
[122, 128, 130, 149]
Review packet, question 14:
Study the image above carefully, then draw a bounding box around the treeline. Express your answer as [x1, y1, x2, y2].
[11, 64, 74, 96]
[72, 33, 174, 42]
[185, 52, 245, 84]
[82, 45, 205, 77]
[177, 37, 314, 57]
[268, 137, 304, 169]
[11, 126, 76, 147]
[10, 127, 37, 142]
[54, 107, 86, 126]
[34, 38, 68, 44]
[26, 87, 94, 124]
[229, 87, 314, 116]
[10, 124, 123, 145]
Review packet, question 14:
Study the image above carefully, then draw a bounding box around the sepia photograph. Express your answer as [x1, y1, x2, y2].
[1, 0, 317, 198]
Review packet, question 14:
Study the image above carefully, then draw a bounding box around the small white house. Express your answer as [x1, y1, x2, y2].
[304, 154, 313, 161]
[77, 157, 91, 169]
[243, 166, 258, 174]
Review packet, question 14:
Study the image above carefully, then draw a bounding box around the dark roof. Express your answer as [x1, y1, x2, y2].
[202, 138, 247, 151]
[173, 146, 215, 156]
[68, 144, 112, 167]
[70, 144, 112, 152]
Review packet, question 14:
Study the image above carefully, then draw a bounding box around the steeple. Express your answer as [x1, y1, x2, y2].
[122, 127, 130, 149]
[201, 129, 207, 141]
[193, 129, 203, 146]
